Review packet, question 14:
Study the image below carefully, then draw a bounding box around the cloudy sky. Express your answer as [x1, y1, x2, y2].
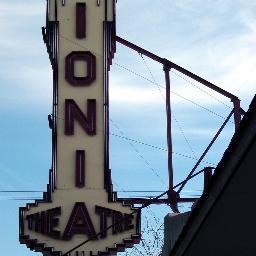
[0, 0, 256, 255]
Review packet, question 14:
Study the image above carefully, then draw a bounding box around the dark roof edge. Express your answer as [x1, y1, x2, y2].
[170, 94, 256, 256]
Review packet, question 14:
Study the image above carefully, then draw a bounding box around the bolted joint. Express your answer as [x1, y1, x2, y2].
[168, 190, 180, 213]
[230, 96, 240, 103]
[162, 59, 172, 72]
[167, 190, 180, 204]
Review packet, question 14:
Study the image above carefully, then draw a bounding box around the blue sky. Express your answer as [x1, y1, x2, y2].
[0, 1, 256, 255]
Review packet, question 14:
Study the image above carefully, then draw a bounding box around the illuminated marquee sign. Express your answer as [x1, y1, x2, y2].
[19, 1, 141, 255]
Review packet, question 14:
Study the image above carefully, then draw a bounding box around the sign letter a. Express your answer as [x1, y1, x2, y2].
[65, 99, 96, 136]
[63, 202, 97, 240]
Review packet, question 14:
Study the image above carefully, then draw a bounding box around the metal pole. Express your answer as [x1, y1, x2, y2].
[116, 36, 239, 101]
[203, 167, 214, 191]
[164, 65, 174, 193]
[117, 197, 197, 205]
[232, 97, 241, 131]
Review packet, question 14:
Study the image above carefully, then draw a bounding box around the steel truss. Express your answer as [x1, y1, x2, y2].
[116, 36, 244, 212]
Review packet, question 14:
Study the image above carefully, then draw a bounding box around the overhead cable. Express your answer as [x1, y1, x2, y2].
[59, 34, 228, 120]
[62, 167, 207, 256]
[139, 54, 198, 159]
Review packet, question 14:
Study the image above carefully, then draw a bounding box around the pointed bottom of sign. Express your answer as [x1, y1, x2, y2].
[19, 169, 141, 256]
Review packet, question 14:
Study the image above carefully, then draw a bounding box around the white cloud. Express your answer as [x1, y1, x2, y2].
[115, 0, 256, 112]
[183, 127, 233, 137]
[216, 50, 256, 97]
[109, 68, 234, 111]
[109, 76, 164, 105]
[0, 2, 44, 17]
[0, 65, 52, 107]
[0, 1, 45, 58]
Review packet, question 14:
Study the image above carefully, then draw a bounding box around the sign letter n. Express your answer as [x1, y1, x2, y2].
[65, 99, 96, 136]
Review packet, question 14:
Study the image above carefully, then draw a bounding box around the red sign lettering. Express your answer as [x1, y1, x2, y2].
[65, 99, 96, 136]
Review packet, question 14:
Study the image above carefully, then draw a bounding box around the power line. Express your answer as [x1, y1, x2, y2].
[0, 198, 42, 201]
[171, 69, 233, 110]
[59, 34, 228, 120]
[50, 113, 212, 165]
[63, 167, 206, 255]
[114, 61, 227, 119]
[139, 53, 198, 160]
[112, 178, 162, 252]
[116, 190, 202, 193]
[117, 190, 166, 193]
[140, 53, 165, 99]
[110, 132, 216, 166]
[172, 114, 197, 159]
[110, 119, 167, 186]
[0, 190, 43, 193]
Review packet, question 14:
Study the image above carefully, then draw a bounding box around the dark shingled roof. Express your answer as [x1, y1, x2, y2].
[170, 94, 256, 256]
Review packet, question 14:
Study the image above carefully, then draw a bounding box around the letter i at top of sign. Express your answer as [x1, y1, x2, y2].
[19, 1, 141, 255]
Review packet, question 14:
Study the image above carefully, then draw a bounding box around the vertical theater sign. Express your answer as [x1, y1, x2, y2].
[19, 1, 141, 255]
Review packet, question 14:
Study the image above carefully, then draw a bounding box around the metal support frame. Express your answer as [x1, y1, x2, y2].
[116, 37, 239, 101]
[118, 167, 211, 206]
[118, 197, 197, 205]
[164, 65, 174, 192]
[116, 36, 243, 206]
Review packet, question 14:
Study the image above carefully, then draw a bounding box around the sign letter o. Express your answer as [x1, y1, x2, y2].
[65, 51, 96, 86]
